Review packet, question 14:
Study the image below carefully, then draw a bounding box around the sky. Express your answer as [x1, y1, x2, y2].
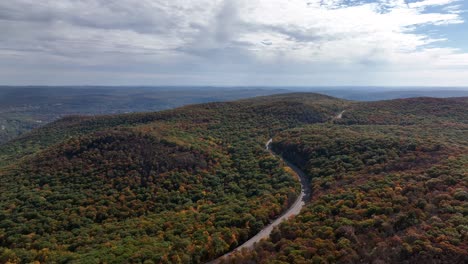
[1, 0, 468, 86]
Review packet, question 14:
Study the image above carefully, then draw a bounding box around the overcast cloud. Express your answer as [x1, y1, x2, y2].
[1, 0, 467, 86]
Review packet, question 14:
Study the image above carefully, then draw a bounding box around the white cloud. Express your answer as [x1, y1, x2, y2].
[409, 0, 460, 9]
[0, 0, 467, 85]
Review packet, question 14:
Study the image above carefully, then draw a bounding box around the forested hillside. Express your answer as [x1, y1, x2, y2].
[0, 86, 289, 144]
[224, 97, 468, 264]
[0, 93, 466, 263]
[338, 97, 468, 125]
[0, 93, 346, 263]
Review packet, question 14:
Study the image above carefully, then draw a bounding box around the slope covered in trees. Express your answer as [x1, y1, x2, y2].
[0, 86, 291, 144]
[224, 98, 468, 264]
[0, 93, 346, 263]
[338, 97, 468, 125]
[1, 94, 466, 263]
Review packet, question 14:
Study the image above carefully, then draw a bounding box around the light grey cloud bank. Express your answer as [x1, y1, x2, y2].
[1, 0, 467, 86]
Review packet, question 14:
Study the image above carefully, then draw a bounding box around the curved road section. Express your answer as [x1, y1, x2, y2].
[207, 139, 311, 263]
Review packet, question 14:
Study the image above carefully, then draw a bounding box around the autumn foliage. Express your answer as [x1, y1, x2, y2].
[0, 94, 466, 263]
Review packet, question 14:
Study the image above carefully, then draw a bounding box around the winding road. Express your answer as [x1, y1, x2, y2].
[207, 139, 311, 263]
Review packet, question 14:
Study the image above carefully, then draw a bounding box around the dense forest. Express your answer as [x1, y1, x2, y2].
[0, 93, 466, 263]
[0, 93, 345, 263]
[223, 97, 468, 264]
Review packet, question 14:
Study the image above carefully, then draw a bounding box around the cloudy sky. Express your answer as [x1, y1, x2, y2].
[1, 0, 468, 86]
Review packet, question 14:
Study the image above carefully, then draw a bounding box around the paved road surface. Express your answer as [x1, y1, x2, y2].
[335, 110, 345, 119]
[207, 139, 311, 263]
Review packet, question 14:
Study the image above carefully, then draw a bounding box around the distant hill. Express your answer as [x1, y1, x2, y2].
[338, 97, 468, 125]
[0, 86, 290, 144]
[307, 88, 468, 101]
[1, 86, 467, 144]
[0, 93, 466, 263]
